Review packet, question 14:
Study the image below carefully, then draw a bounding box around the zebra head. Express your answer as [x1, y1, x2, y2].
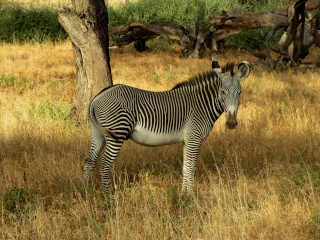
[218, 61, 250, 129]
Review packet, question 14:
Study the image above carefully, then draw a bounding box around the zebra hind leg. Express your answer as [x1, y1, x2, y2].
[83, 123, 106, 189]
[100, 137, 124, 196]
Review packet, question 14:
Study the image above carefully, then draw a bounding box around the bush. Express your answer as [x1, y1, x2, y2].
[108, 0, 285, 49]
[226, 28, 284, 50]
[0, 3, 67, 43]
[108, 0, 282, 27]
[0, 0, 289, 48]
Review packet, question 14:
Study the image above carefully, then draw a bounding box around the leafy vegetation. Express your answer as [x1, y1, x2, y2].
[0, 3, 67, 43]
[0, 0, 285, 47]
[108, 0, 284, 26]
[226, 28, 284, 50]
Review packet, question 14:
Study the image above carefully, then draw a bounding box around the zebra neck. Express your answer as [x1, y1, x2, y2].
[197, 84, 224, 124]
[173, 85, 224, 125]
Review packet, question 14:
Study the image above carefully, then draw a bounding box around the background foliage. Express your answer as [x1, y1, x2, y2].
[0, 3, 67, 43]
[108, 0, 284, 26]
[0, 0, 285, 47]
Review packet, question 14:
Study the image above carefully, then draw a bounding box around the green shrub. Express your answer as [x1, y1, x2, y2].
[108, 0, 286, 49]
[0, 0, 290, 48]
[108, 0, 285, 26]
[226, 28, 284, 50]
[0, 3, 67, 43]
[109, 0, 236, 26]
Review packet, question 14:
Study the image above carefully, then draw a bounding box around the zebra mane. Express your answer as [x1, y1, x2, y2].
[222, 62, 235, 75]
[172, 62, 235, 90]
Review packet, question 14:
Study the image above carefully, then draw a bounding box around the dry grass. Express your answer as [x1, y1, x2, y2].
[1, 41, 320, 239]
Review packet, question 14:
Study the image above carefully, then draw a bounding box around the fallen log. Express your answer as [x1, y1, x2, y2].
[109, 21, 193, 51]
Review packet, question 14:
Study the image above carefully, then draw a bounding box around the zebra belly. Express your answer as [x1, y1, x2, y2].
[129, 125, 185, 146]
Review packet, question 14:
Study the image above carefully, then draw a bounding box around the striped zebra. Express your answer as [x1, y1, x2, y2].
[84, 59, 250, 195]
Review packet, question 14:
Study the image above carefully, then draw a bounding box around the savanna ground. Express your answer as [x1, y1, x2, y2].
[1, 37, 320, 239]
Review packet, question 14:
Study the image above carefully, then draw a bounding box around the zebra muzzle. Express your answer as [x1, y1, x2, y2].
[226, 112, 238, 129]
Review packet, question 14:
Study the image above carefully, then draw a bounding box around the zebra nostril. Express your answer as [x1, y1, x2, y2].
[226, 121, 238, 129]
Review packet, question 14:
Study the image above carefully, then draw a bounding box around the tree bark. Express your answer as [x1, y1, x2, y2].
[267, 0, 320, 66]
[58, 0, 112, 117]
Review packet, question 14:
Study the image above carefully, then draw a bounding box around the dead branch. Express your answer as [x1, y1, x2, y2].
[109, 21, 193, 49]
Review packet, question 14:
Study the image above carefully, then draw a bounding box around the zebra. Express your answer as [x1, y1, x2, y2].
[83, 59, 250, 196]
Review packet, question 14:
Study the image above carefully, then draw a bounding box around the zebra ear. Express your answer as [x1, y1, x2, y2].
[236, 61, 250, 79]
[212, 57, 222, 73]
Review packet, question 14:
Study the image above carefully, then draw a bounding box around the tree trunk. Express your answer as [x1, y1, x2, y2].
[58, 0, 112, 117]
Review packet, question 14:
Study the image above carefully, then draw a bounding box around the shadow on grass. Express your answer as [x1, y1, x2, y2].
[1, 122, 319, 200]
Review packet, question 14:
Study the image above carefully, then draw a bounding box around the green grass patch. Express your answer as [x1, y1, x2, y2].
[0, 74, 14, 87]
[3, 187, 29, 213]
[28, 100, 73, 122]
[0, 74, 31, 91]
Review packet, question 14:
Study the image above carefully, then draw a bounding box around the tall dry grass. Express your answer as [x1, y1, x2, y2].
[1, 41, 320, 239]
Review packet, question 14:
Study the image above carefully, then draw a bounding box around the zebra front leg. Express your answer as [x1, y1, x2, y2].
[100, 137, 124, 196]
[181, 139, 201, 195]
[83, 124, 105, 188]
